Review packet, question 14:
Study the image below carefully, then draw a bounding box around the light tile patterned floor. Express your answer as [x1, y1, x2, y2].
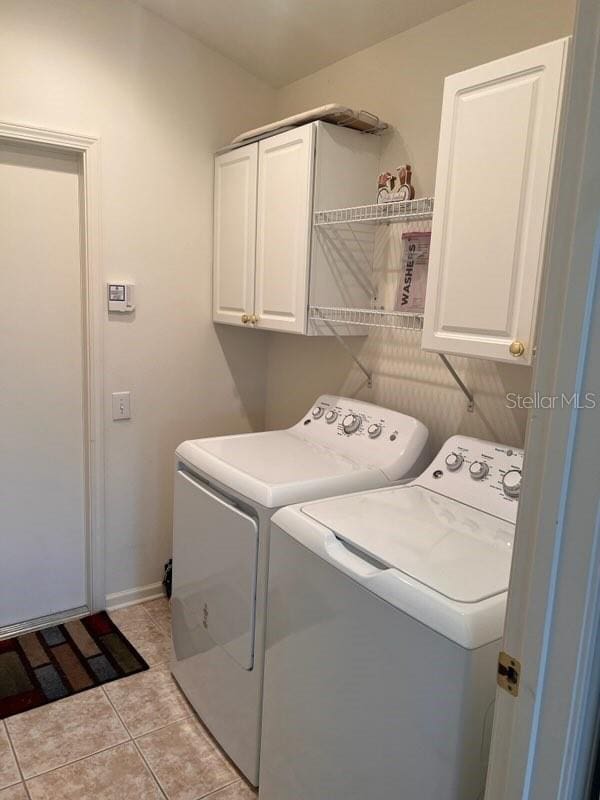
[0, 599, 258, 800]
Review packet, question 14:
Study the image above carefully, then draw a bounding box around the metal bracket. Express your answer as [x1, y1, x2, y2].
[439, 354, 474, 412]
[321, 319, 373, 388]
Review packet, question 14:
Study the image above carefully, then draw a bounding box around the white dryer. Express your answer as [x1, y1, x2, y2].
[260, 435, 523, 800]
[171, 395, 429, 785]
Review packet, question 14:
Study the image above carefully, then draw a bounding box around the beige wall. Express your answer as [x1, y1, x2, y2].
[0, 0, 276, 598]
[265, 0, 575, 451]
[0, 0, 577, 604]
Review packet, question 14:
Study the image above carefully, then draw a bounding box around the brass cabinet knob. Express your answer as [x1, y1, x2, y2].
[250, 314, 259, 325]
[509, 340, 525, 357]
[241, 313, 250, 324]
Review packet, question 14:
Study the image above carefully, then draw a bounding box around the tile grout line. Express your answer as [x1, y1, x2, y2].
[21, 740, 133, 789]
[198, 778, 247, 799]
[109, 601, 172, 660]
[100, 663, 194, 737]
[102, 685, 169, 800]
[140, 603, 169, 635]
[6, 689, 132, 787]
[3, 719, 33, 800]
[130, 738, 170, 800]
[126, 713, 239, 800]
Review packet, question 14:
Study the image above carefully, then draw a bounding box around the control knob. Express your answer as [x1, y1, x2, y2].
[445, 452, 464, 472]
[469, 460, 489, 480]
[342, 413, 361, 434]
[312, 406, 325, 419]
[325, 410, 338, 424]
[502, 469, 522, 498]
[367, 423, 383, 439]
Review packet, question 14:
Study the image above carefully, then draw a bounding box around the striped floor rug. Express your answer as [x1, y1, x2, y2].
[0, 611, 149, 719]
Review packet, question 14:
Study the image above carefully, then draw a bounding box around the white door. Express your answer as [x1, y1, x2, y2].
[422, 38, 570, 365]
[212, 144, 257, 327]
[254, 125, 315, 333]
[484, 2, 600, 796]
[0, 141, 87, 629]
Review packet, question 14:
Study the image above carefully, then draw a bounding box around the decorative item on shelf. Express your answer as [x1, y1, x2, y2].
[377, 171, 396, 203]
[395, 164, 415, 201]
[377, 164, 415, 203]
[394, 231, 431, 313]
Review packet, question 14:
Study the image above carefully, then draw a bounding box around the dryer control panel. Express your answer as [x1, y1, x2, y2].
[293, 395, 430, 482]
[417, 435, 524, 523]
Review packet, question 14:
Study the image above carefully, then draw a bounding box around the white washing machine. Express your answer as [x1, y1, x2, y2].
[171, 395, 430, 785]
[260, 435, 524, 800]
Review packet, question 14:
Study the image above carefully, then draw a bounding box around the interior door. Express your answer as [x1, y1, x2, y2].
[422, 38, 569, 364]
[0, 141, 87, 630]
[212, 143, 257, 326]
[254, 125, 315, 333]
[484, 3, 600, 796]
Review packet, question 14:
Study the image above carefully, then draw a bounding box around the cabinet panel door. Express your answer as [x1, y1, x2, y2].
[213, 144, 257, 326]
[422, 38, 569, 364]
[255, 125, 315, 333]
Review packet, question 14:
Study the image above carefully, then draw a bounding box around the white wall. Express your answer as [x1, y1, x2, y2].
[0, 0, 276, 598]
[264, 0, 575, 452]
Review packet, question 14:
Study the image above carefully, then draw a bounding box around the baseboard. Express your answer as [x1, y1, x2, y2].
[105, 581, 165, 611]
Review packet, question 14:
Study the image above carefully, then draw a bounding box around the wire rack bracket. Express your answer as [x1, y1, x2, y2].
[309, 306, 424, 331]
[314, 197, 434, 226]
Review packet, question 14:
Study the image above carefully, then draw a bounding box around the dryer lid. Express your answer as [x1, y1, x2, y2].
[301, 485, 515, 603]
[176, 431, 383, 508]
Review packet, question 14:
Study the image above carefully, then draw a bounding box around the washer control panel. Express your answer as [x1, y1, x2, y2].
[419, 435, 524, 523]
[303, 397, 417, 444]
[294, 395, 429, 481]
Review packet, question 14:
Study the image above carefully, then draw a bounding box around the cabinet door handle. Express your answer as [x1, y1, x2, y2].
[509, 340, 525, 357]
[250, 314, 259, 325]
[241, 314, 250, 324]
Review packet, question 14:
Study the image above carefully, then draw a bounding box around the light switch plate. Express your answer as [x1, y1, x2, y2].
[112, 391, 131, 420]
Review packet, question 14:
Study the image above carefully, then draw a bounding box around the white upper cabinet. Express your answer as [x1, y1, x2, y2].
[254, 126, 315, 333]
[213, 144, 258, 326]
[422, 38, 570, 365]
[212, 122, 380, 334]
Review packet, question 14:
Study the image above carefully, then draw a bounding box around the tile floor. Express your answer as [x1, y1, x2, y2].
[0, 599, 257, 800]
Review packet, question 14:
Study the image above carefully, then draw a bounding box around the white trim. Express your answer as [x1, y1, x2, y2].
[0, 121, 106, 613]
[106, 582, 165, 611]
[485, 2, 600, 797]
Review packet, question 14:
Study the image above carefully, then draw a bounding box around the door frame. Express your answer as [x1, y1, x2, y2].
[484, 1, 600, 797]
[0, 121, 105, 617]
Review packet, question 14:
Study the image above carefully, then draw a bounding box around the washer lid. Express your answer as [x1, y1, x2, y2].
[302, 485, 515, 603]
[176, 431, 385, 508]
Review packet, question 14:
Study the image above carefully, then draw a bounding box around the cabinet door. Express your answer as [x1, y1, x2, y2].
[213, 144, 257, 326]
[422, 38, 569, 365]
[255, 125, 315, 333]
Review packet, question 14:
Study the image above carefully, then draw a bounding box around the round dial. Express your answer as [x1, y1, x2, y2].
[502, 469, 522, 498]
[469, 460, 489, 480]
[325, 410, 338, 424]
[312, 406, 325, 419]
[445, 452, 464, 472]
[367, 423, 382, 439]
[342, 413, 361, 435]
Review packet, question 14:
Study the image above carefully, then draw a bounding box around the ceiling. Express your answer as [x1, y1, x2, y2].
[134, 0, 470, 87]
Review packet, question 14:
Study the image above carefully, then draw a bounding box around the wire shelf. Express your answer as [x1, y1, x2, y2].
[313, 197, 434, 226]
[309, 305, 424, 331]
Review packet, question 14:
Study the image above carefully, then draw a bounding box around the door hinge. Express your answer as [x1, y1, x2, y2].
[497, 651, 521, 697]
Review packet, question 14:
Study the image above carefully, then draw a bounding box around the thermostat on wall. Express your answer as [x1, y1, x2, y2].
[107, 283, 135, 312]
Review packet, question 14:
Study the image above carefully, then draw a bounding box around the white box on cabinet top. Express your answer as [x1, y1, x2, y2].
[422, 38, 570, 365]
[212, 121, 381, 334]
